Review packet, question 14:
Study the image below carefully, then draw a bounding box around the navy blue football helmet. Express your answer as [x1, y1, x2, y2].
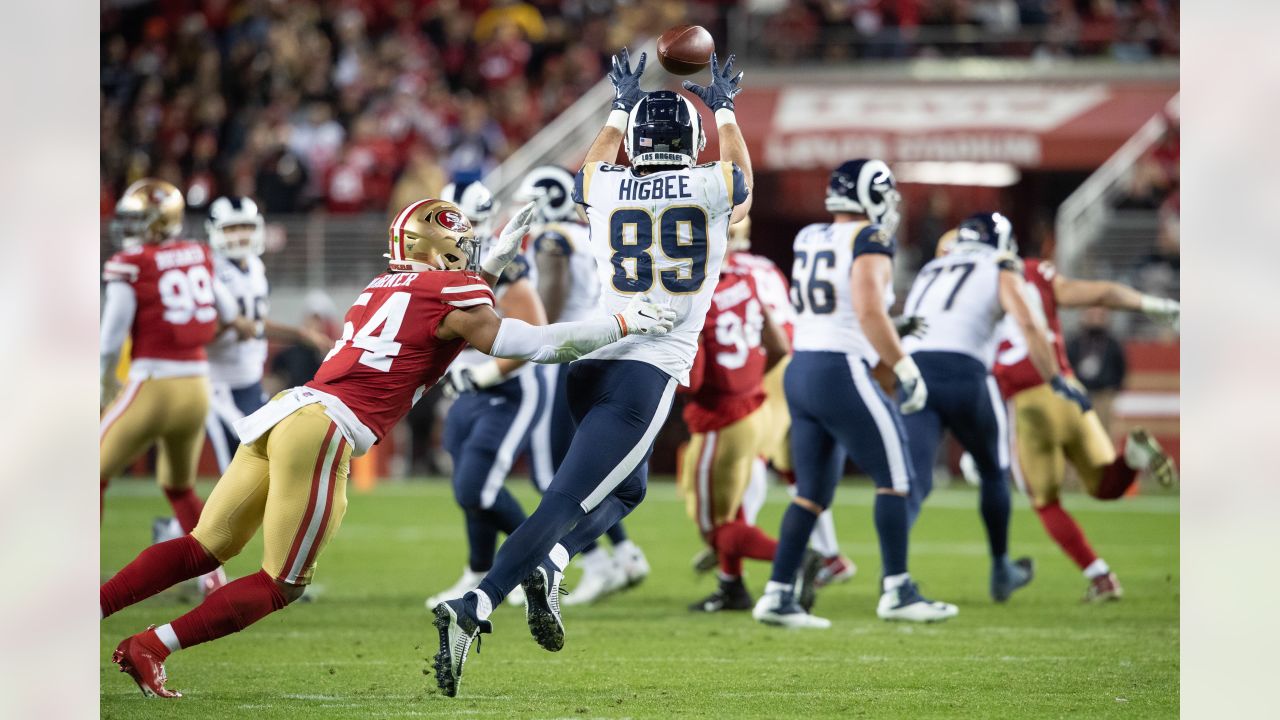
[956, 212, 1017, 254]
[440, 180, 498, 236]
[625, 90, 706, 169]
[825, 159, 901, 236]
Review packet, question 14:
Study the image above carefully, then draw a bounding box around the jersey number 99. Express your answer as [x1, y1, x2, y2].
[609, 207, 709, 294]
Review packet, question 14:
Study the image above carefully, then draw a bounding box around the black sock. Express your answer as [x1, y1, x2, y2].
[463, 508, 499, 573]
[477, 491, 583, 607]
[874, 493, 909, 578]
[605, 521, 628, 545]
[769, 503, 819, 584]
[979, 468, 1011, 560]
[487, 487, 528, 535]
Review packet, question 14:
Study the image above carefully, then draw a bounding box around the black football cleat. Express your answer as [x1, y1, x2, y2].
[796, 549, 823, 612]
[522, 562, 565, 652]
[689, 576, 753, 612]
[991, 556, 1035, 603]
[431, 596, 491, 698]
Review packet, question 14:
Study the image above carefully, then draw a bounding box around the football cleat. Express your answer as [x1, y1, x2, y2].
[990, 556, 1035, 603]
[795, 549, 823, 613]
[112, 628, 180, 698]
[522, 562, 566, 652]
[426, 567, 485, 611]
[689, 576, 753, 613]
[431, 596, 492, 698]
[198, 567, 228, 597]
[616, 543, 651, 588]
[151, 517, 182, 545]
[506, 583, 526, 608]
[752, 588, 832, 629]
[563, 551, 626, 607]
[691, 547, 718, 575]
[877, 580, 958, 622]
[1127, 429, 1178, 488]
[1084, 572, 1124, 603]
[814, 554, 858, 588]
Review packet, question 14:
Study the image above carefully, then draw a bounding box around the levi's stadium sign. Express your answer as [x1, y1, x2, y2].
[713, 82, 1176, 171]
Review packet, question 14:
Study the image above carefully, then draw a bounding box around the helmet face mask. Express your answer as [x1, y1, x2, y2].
[625, 91, 706, 169]
[112, 178, 185, 248]
[825, 159, 902, 236]
[516, 166, 577, 223]
[206, 196, 266, 260]
[388, 199, 479, 272]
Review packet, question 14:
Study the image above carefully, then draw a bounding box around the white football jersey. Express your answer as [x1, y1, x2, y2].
[902, 244, 1020, 368]
[790, 221, 897, 363]
[574, 160, 749, 383]
[207, 254, 270, 388]
[532, 221, 601, 322]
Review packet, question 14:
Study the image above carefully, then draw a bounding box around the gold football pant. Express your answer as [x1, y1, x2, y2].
[1008, 382, 1117, 507]
[99, 375, 210, 490]
[759, 356, 792, 474]
[680, 406, 767, 534]
[191, 403, 351, 585]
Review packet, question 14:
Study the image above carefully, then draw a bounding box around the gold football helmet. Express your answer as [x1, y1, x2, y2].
[728, 215, 752, 252]
[112, 178, 185, 247]
[935, 228, 959, 258]
[387, 198, 479, 272]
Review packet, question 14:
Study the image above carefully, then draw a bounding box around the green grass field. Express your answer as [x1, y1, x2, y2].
[100, 478, 1178, 719]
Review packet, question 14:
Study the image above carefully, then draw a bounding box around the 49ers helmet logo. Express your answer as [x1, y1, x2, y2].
[438, 210, 471, 233]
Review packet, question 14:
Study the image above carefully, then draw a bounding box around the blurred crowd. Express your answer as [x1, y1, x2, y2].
[100, 0, 691, 217]
[750, 0, 1180, 62]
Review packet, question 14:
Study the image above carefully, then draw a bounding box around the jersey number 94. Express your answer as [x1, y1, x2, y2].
[609, 206, 709, 294]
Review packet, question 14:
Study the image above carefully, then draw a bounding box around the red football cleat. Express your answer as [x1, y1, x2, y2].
[112, 628, 181, 698]
[814, 555, 857, 588]
[1084, 572, 1123, 603]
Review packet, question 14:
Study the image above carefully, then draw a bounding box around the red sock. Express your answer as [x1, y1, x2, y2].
[164, 487, 205, 533]
[1094, 455, 1138, 500]
[100, 535, 220, 618]
[711, 520, 779, 577]
[1035, 502, 1098, 571]
[169, 570, 288, 652]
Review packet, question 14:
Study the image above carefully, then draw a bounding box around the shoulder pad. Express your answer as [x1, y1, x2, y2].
[852, 224, 896, 258]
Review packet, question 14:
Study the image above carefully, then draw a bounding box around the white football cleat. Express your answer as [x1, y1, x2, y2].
[563, 549, 626, 607]
[505, 583, 526, 607]
[615, 542, 650, 588]
[877, 580, 958, 622]
[752, 588, 832, 629]
[426, 567, 484, 611]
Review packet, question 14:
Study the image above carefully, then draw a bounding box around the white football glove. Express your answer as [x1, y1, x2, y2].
[440, 361, 505, 399]
[616, 293, 676, 337]
[480, 201, 537, 277]
[893, 356, 928, 415]
[1140, 295, 1179, 332]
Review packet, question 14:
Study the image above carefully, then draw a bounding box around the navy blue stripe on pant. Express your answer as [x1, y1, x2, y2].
[206, 380, 268, 473]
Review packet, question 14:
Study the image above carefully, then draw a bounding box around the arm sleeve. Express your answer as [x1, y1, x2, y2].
[852, 224, 897, 259]
[488, 316, 623, 364]
[100, 281, 136, 377]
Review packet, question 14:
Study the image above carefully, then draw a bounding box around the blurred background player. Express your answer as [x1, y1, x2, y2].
[680, 263, 794, 612]
[900, 211, 1078, 602]
[426, 180, 546, 610]
[432, 49, 750, 693]
[102, 198, 673, 699]
[722, 216, 857, 588]
[754, 159, 956, 628]
[100, 179, 249, 595]
[519, 165, 650, 606]
[990, 254, 1179, 602]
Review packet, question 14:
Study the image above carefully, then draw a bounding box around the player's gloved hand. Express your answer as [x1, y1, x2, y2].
[440, 361, 505, 400]
[615, 292, 676, 337]
[481, 201, 537, 277]
[1140, 295, 1179, 332]
[608, 47, 647, 113]
[893, 314, 929, 339]
[893, 356, 928, 414]
[1050, 374, 1092, 413]
[682, 52, 743, 112]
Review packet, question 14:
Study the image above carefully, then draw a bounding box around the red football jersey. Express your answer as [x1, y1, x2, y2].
[102, 240, 220, 362]
[307, 270, 495, 442]
[683, 268, 768, 433]
[726, 251, 795, 343]
[994, 258, 1074, 398]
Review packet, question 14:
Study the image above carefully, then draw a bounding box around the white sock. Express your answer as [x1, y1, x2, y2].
[717, 572, 740, 583]
[549, 543, 570, 571]
[613, 539, 637, 557]
[473, 590, 494, 621]
[810, 510, 839, 558]
[154, 623, 182, 653]
[1083, 558, 1111, 580]
[764, 580, 792, 596]
[883, 573, 910, 593]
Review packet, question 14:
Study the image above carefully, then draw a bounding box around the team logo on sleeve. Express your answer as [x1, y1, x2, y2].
[438, 210, 471, 233]
[870, 228, 891, 246]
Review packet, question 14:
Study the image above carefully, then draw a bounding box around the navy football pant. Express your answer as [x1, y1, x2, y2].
[444, 370, 543, 572]
[205, 380, 268, 473]
[902, 351, 1012, 559]
[477, 360, 676, 606]
[770, 351, 915, 584]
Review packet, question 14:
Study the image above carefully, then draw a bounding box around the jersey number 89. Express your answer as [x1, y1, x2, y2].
[608, 206, 709, 294]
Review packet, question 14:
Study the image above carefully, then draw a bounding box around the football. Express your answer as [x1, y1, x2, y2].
[657, 25, 714, 76]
